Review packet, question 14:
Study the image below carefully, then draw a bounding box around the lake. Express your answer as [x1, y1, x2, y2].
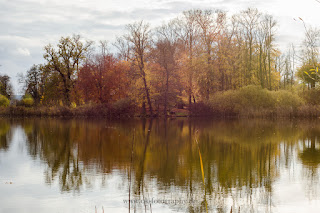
[1, 118, 320, 213]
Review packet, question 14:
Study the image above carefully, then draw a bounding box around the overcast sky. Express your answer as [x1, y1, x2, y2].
[0, 0, 319, 94]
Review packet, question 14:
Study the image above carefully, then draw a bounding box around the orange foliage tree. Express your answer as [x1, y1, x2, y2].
[76, 54, 130, 104]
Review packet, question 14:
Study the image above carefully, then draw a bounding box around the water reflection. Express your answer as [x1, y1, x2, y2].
[299, 128, 320, 167]
[1, 118, 320, 212]
[0, 120, 12, 150]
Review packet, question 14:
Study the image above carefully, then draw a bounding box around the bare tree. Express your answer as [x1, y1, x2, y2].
[172, 10, 199, 106]
[302, 26, 320, 66]
[124, 21, 153, 116]
[114, 37, 131, 61]
[236, 8, 261, 85]
[258, 14, 277, 89]
[194, 9, 226, 99]
[155, 22, 179, 116]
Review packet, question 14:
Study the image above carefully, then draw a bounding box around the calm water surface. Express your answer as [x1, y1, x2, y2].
[1, 118, 320, 213]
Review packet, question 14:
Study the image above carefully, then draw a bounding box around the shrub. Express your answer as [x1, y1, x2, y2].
[22, 97, 34, 107]
[209, 90, 238, 114]
[0, 95, 10, 107]
[189, 102, 214, 116]
[274, 90, 303, 109]
[208, 85, 304, 117]
[237, 85, 275, 109]
[209, 86, 274, 114]
[112, 98, 134, 116]
[73, 103, 110, 117]
[71, 102, 77, 109]
[300, 88, 320, 105]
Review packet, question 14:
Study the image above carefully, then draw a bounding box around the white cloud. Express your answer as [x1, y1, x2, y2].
[16, 48, 31, 56]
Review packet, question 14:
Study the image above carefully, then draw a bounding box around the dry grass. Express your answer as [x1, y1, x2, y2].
[0, 102, 135, 118]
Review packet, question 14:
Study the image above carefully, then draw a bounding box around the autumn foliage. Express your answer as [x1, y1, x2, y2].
[13, 8, 320, 117]
[76, 54, 130, 104]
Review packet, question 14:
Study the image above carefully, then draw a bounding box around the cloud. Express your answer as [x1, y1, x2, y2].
[16, 48, 31, 56]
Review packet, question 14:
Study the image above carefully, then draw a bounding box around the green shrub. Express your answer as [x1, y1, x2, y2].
[23, 97, 34, 107]
[300, 88, 320, 105]
[0, 95, 10, 107]
[210, 90, 238, 113]
[237, 85, 275, 109]
[274, 90, 303, 109]
[210, 86, 275, 113]
[208, 85, 304, 117]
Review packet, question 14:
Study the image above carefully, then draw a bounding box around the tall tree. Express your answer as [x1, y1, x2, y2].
[172, 10, 199, 106]
[301, 26, 320, 66]
[0, 75, 13, 99]
[43, 35, 93, 106]
[24, 64, 45, 104]
[236, 8, 261, 85]
[114, 37, 131, 62]
[194, 9, 225, 99]
[257, 14, 277, 89]
[298, 25, 320, 89]
[124, 21, 153, 116]
[263, 15, 277, 90]
[153, 23, 180, 116]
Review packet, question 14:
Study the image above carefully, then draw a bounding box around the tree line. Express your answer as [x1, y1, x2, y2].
[3, 8, 319, 116]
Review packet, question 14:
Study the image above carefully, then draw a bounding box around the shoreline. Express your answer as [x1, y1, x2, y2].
[1, 105, 320, 119]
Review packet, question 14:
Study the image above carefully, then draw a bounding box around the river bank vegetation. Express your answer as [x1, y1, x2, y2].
[1, 8, 320, 118]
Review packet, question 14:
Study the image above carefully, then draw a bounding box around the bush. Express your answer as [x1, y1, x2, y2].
[189, 102, 214, 116]
[112, 98, 135, 117]
[274, 90, 303, 109]
[237, 85, 275, 109]
[0, 95, 10, 107]
[71, 99, 134, 118]
[208, 85, 304, 117]
[73, 103, 110, 117]
[209, 86, 274, 114]
[300, 88, 320, 105]
[22, 97, 34, 107]
[209, 90, 238, 114]
[71, 102, 77, 109]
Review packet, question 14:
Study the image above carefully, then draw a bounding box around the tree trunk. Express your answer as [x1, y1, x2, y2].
[142, 99, 146, 116]
[65, 86, 71, 106]
[142, 75, 153, 116]
[61, 76, 71, 106]
[164, 68, 169, 117]
[268, 49, 272, 90]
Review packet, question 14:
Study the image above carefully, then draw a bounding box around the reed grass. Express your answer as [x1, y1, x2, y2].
[128, 128, 135, 213]
[195, 131, 208, 213]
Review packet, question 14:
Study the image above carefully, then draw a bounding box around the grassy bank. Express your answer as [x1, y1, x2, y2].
[0, 101, 136, 118]
[191, 85, 320, 118]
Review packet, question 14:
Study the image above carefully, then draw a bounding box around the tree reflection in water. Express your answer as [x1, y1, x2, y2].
[0, 120, 12, 151]
[299, 127, 320, 199]
[4, 118, 320, 212]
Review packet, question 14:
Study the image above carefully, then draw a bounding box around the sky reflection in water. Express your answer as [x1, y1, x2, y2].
[1, 118, 320, 212]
